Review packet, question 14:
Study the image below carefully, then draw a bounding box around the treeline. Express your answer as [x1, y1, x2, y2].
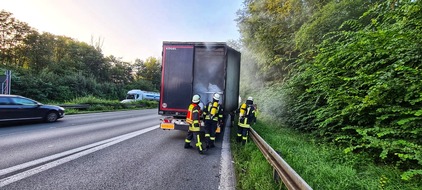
[0, 10, 161, 102]
[237, 0, 421, 180]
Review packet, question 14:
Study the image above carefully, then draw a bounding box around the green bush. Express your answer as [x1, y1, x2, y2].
[282, 0, 422, 180]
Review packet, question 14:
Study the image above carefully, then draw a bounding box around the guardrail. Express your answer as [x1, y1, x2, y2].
[249, 127, 313, 190]
[60, 104, 90, 109]
[59, 104, 149, 110]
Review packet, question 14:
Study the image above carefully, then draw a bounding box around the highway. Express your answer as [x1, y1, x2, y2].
[0, 109, 234, 190]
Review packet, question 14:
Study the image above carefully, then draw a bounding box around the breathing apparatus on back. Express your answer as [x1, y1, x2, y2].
[240, 96, 253, 118]
[210, 93, 220, 119]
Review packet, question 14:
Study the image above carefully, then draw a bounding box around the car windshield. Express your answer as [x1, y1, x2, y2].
[125, 94, 137, 100]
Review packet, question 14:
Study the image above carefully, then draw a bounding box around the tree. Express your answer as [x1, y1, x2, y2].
[105, 55, 134, 85]
[0, 10, 34, 67]
[285, 0, 422, 180]
[22, 32, 55, 71]
[136, 57, 161, 91]
[1, 10, 158, 102]
[295, 0, 378, 53]
[237, 0, 330, 82]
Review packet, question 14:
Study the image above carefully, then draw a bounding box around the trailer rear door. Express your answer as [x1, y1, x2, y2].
[160, 45, 194, 114]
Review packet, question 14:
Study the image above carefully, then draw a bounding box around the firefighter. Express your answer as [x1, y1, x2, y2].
[203, 93, 223, 148]
[185, 94, 205, 154]
[237, 96, 256, 145]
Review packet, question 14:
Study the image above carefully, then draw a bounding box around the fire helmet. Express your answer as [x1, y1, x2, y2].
[213, 93, 220, 101]
[192, 94, 200, 103]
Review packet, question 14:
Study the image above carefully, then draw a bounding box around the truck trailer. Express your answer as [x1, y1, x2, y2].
[159, 41, 241, 132]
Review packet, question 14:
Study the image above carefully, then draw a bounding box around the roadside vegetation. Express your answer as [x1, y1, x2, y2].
[231, 117, 422, 190]
[1, 10, 161, 103]
[236, 0, 421, 185]
[230, 119, 280, 190]
[52, 96, 158, 114]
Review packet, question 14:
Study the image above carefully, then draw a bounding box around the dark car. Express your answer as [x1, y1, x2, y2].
[0, 95, 65, 123]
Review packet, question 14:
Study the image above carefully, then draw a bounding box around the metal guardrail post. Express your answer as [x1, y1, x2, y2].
[249, 127, 313, 190]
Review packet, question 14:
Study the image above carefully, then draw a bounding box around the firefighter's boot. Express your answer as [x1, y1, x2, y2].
[184, 142, 193, 149]
[209, 141, 215, 148]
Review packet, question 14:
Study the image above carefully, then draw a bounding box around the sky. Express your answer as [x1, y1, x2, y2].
[1, 0, 243, 62]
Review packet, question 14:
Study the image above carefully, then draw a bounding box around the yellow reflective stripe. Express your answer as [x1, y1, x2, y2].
[193, 121, 199, 124]
[205, 134, 210, 137]
[238, 123, 250, 128]
[210, 137, 215, 140]
[242, 137, 248, 140]
[185, 139, 191, 143]
[237, 134, 242, 137]
[193, 110, 199, 113]
[186, 118, 193, 124]
[196, 135, 202, 151]
[189, 124, 200, 131]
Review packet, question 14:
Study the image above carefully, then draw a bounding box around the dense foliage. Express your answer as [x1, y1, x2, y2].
[237, 0, 422, 181]
[0, 10, 161, 102]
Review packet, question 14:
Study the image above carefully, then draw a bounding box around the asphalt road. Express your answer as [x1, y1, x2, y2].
[0, 109, 235, 190]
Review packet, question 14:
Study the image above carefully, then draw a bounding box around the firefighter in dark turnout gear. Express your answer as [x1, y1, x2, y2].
[237, 96, 256, 145]
[185, 94, 205, 154]
[203, 93, 223, 148]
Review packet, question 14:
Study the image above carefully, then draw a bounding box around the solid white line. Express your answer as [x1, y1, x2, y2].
[0, 137, 116, 176]
[218, 119, 236, 190]
[0, 125, 159, 187]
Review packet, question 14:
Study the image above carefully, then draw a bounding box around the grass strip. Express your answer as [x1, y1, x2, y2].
[231, 119, 421, 190]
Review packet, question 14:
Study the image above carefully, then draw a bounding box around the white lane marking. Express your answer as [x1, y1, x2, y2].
[218, 121, 236, 190]
[0, 125, 159, 187]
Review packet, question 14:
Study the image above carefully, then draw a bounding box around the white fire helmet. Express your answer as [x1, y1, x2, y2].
[213, 93, 220, 101]
[247, 96, 253, 101]
[192, 94, 200, 103]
